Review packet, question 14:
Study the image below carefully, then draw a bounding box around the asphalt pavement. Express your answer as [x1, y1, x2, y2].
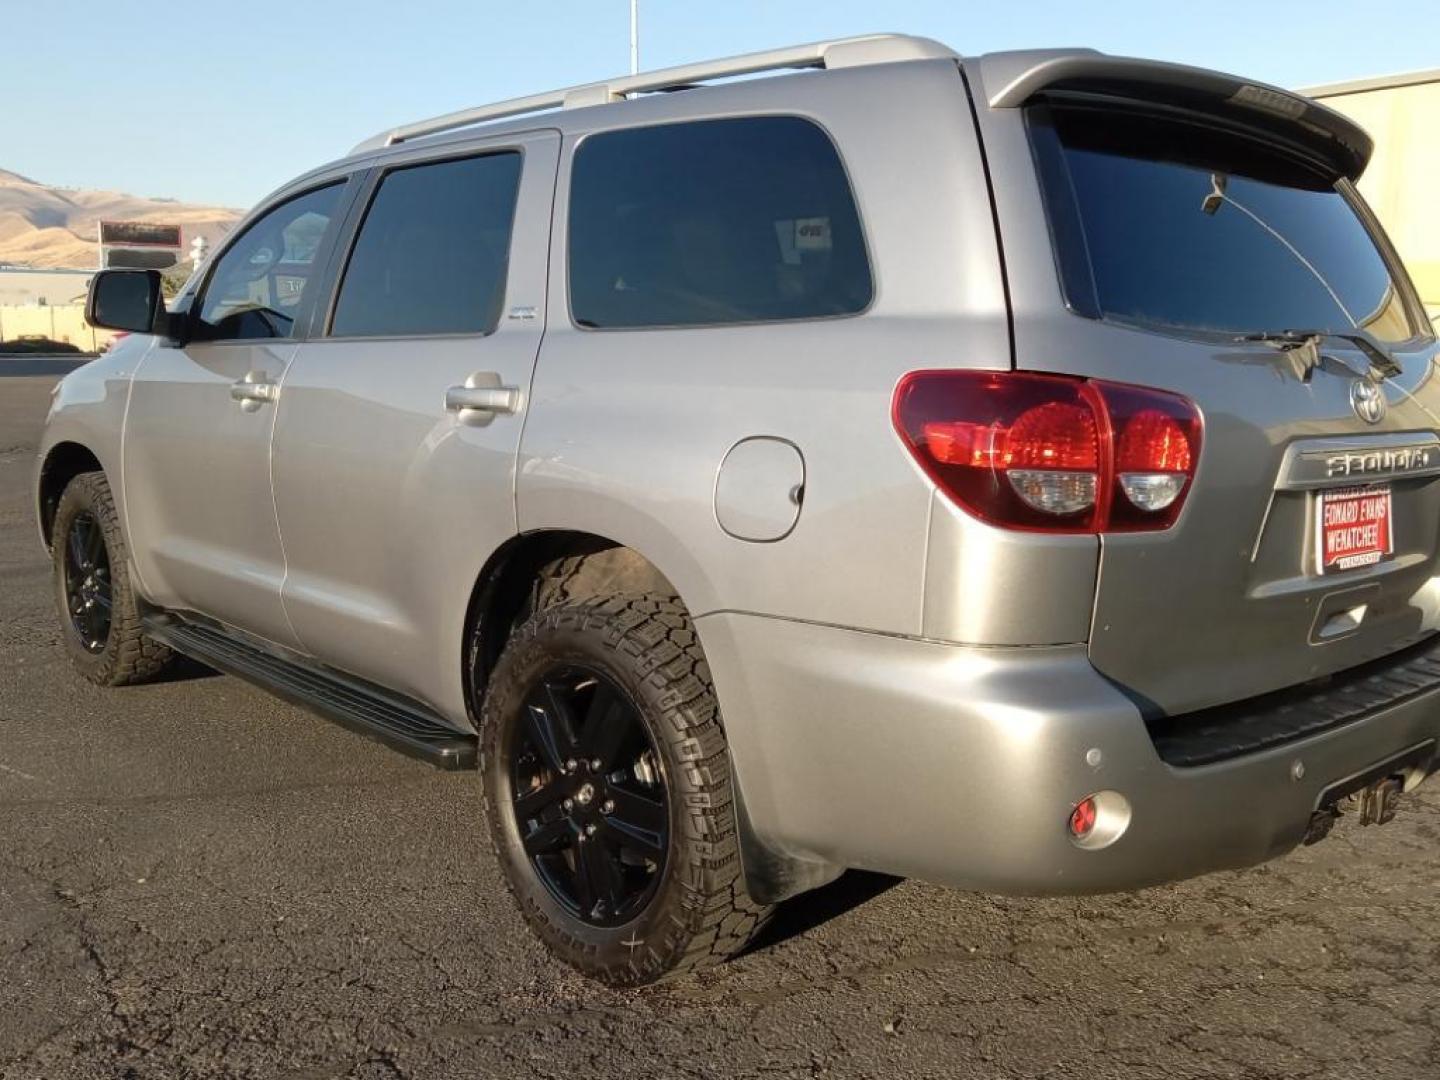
[4, 369, 1440, 1079]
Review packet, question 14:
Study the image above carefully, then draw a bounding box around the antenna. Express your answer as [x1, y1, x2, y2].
[629, 0, 639, 75]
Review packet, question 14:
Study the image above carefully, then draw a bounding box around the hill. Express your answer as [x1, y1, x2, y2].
[0, 168, 242, 269]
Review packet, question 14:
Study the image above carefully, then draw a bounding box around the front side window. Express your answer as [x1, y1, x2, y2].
[194, 183, 344, 341]
[568, 116, 873, 329]
[329, 152, 522, 338]
[1029, 101, 1417, 344]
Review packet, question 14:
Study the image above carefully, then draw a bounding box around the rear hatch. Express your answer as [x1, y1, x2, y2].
[1019, 88, 1440, 716]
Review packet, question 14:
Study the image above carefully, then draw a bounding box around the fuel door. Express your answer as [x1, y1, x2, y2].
[714, 436, 805, 543]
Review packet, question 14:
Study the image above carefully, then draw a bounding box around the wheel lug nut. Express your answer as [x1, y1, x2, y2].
[565, 758, 578, 773]
[601, 800, 614, 814]
[563, 798, 574, 811]
[590, 759, 602, 771]
[585, 824, 597, 836]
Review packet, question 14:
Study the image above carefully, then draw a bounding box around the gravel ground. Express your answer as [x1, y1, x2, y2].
[3, 371, 1440, 1079]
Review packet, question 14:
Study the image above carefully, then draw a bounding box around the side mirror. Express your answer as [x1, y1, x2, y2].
[85, 269, 165, 334]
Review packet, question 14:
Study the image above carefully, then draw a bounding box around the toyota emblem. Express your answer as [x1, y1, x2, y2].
[1350, 378, 1387, 425]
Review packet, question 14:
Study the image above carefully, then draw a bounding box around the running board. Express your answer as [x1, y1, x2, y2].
[143, 614, 477, 770]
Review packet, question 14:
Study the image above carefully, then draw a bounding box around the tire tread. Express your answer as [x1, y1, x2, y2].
[480, 589, 769, 985]
[53, 472, 173, 686]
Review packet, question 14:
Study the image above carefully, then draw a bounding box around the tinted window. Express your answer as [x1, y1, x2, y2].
[330, 153, 522, 338]
[1030, 104, 1416, 344]
[195, 184, 344, 341]
[569, 117, 872, 329]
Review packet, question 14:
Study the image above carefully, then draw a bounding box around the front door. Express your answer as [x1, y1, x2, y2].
[123, 181, 352, 647]
[270, 132, 559, 720]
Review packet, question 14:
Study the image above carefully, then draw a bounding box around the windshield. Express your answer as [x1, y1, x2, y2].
[1028, 99, 1417, 344]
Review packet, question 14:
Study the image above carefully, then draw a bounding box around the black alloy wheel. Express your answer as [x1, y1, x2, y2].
[508, 665, 669, 928]
[62, 510, 112, 653]
[50, 472, 172, 685]
[481, 591, 770, 984]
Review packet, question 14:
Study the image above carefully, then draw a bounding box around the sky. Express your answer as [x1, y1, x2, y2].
[10, 0, 1440, 209]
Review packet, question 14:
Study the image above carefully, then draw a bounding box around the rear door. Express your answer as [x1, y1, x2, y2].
[1004, 93, 1440, 715]
[269, 131, 558, 719]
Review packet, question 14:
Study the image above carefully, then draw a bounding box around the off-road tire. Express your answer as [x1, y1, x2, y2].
[51, 472, 173, 685]
[531, 548, 666, 613]
[480, 593, 769, 985]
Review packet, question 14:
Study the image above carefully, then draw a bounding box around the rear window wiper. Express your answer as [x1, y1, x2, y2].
[1238, 328, 1401, 381]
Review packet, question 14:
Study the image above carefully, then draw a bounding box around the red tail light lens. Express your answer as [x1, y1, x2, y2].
[894, 371, 1202, 533]
[1005, 402, 1100, 470]
[1115, 409, 1192, 472]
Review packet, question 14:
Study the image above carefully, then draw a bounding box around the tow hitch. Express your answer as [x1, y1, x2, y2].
[1351, 776, 1404, 826]
[1302, 748, 1428, 845]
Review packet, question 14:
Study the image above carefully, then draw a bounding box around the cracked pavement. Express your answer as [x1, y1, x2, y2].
[3, 370, 1440, 1079]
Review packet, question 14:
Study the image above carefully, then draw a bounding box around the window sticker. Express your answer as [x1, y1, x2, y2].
[794, 217, 832, 252]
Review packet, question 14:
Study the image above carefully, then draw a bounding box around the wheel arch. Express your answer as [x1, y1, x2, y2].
[461, 530, 677, 715]
[461, 528, 833, 905]
[37, 441, 104, 549]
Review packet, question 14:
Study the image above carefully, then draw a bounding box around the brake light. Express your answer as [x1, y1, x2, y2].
[893, 371, 1202, 533]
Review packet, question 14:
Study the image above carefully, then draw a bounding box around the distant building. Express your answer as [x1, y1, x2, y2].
[0, 266, 94, 307]
[1304, 70, 1440, 316]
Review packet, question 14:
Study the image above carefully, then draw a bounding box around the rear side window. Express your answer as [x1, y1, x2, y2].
[330, 152, 522, 338]
[1029, 102, 1417, 344]
[568, 116, 872, 329]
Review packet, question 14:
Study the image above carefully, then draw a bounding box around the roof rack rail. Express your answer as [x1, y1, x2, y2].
[350, 33, 956, 154]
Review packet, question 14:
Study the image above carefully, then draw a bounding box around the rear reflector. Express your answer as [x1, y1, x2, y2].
[1069, 796, 1098, 839]
[893, 371, 1202, 532]
[1068, 790, 1132, 850]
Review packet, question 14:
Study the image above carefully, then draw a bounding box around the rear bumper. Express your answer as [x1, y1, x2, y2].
[696, 612, 1440, 896]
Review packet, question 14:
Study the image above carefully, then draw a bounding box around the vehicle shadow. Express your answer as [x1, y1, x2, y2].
[145, 655, 223, 684]
[741, 870, 902, 956]
[0, 355, 92, 377]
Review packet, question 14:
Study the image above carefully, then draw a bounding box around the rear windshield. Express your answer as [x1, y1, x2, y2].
[1028, 100, 1417, 344]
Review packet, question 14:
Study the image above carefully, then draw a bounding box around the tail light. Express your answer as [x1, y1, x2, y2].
[893, 370, 1202, 533]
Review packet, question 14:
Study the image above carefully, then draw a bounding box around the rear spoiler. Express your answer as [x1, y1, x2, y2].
[976, 50, 1374, 181]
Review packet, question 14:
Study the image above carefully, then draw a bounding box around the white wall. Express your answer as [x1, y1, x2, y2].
[1312, 79, 1440, 315]
[0, 269, 94, 307]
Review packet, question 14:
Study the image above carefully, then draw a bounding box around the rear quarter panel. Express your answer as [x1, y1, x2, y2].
[518, 60, 1014, 633]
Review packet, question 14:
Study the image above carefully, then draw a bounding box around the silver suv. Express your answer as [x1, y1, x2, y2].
[42, 35, 1440, 985]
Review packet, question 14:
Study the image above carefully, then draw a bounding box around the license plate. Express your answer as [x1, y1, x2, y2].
[1316, 484, 1393, 574]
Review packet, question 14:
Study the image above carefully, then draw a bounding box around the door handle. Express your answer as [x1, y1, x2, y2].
[445, 382, 520, 416]
[230, 374, 278, 412]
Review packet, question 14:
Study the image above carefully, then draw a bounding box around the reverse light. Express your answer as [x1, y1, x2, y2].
[1118, 472, 1186, 512]
[894, 371, 1202, 533]
[1009, 469, 1097, 516]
